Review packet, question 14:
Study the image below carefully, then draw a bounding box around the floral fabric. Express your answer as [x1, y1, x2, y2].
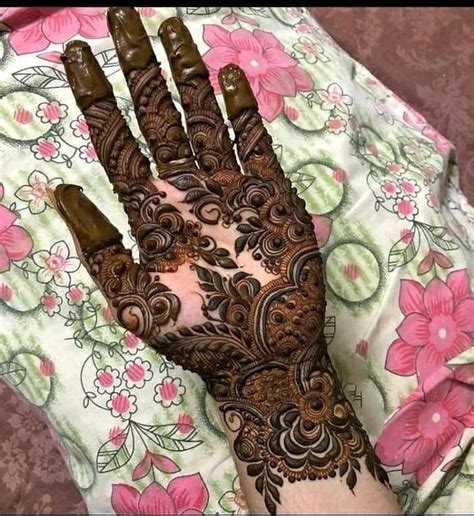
[0, 7, 472, 514]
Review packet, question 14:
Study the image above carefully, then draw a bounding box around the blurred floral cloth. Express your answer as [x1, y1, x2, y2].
[0, 7, 473, 515]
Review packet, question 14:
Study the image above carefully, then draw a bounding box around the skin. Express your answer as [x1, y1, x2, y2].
[55, 8, 401, 515]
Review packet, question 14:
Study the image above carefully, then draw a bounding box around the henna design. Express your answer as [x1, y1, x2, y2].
[59, 11, 392, 515]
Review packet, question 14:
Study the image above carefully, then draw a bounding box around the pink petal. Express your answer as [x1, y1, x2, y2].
[132, 454, 152, 481]
[208, 69, 220, 92]
[290, 65, 313, 91]
[253, 29, 283, 50]
[248, 76, 261, 97]
[375, 404, 422, 466]
[37, 51, 63, 63]
[443, 383, 472, 418]
[202, 46, 239, 72]
[168, 473, 209, 514]
[1, 7, 43, 30]
[424, 278, 455, 318]
[150, 454, 181, 474]
[260, 67, 296, 96]
[111, 484, 141, 515]
[453, 299, 474, 332]
[74, 7, 107, 16]
[78, 12, 109, 38]
[402, 402, 425, 438]
[0, 245, 9, 272]
[446, 269, 471, 302]
[0, 204, 16, 233]
[0, 225, 32, 261]
[402, 436, 436, 474]
[311, 214, 332, 248]
[203, 24, 232, 47]
[417, 252, 434, 275]
[256, 89, 284, 122]
[397, 313, 430, 347]
[264, 47, 297, 68]
[139, 482, 176, 515]
[437, 419, 465, 456]
[432, 251, 453, 269]
[416, 344, 447, 383]
[230, 28, 262, 53]
[453, 363, 474, 385]
[385, 338, 418, 376]
[41, 10, 80, 44]
[8, 25, 49, 54]
[399, 279, 425, 315]
[414, 452, 443, 485]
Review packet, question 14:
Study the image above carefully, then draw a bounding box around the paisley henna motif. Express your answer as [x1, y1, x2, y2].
[57, 9, 392, 515]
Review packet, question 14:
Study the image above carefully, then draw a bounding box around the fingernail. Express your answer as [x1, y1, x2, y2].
[158, 17, 208, 83]
[218, 64, 258, 120]
[107, 7, 156, 74]
[62, 41, 113, 110]
[54, 184, 123, 256]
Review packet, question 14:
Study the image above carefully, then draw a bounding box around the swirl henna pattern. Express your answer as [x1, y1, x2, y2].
[56, 8, 390, 514]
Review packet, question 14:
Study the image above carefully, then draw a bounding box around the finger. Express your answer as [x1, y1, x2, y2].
[107, 7, 198, 179]
[54, 183, 180, 339]
[159, 17, 240, 177]
[62, 41, 152, 188]
[219, 64, 284, 181]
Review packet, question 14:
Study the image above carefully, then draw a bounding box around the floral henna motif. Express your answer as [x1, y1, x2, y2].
[57, 9, 392, 515]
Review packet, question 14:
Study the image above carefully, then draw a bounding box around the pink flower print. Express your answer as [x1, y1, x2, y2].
[421, 165, 437, 183]
[136, 7, 156, 18]
[426, 192, 440, 212]
[109, 426, 126, 447]
[66, 282, 90, 306]
[403, 110, 451, 155]
[120, 331, 146, 355]
[295, 23, 311, 34]
[381, 180, 400, 199]
[394, 196, 418, 220]
[13, 107, 33, 124]
[33, 240, 80, 286]
[356, 340, 369, 358]
[0, 199, 33, 272]
[373, 99, 394, 125]
[311, 214, 332, 248]
[418, 251, 453, 276]
[70, 115, 90, 139]
[332, 168, 346, 183]
[386, 161, 406, 176]
[325, 115, 346, 134]
[219, 475, 248, 514]
[15, 170, 63, 214]
[107, 389, 137, 419]
[202, 25, 313, 122]
[399, 178, 420, 198]
[133, 452, 180, 481]
[31, 136, 60, 161]
[101, 305, 115, 323]
[36, 101, 67, 124]
[0, 283, 13, 301]
[122, 357, 153, 389]
[177, 413, 194, 434]
[40, 291, 62, 316]
[400, 228, 415, 244]
[292, 36, 329, 64]
[154, 376, 186, 408]
[38, 51, 63, 63]
[39, 358, 55, 376]
[111, 474, 209, 515]
[284, 105, 300, 121]
[0, 8, 108, 55]
[79, 143, 98, 163]
[95, 366, 121, 395]
[316, 83, 353, 114]
[376, 365, 473, 485]
[385, 269, 474, 382]
[343, 263, 360, 280]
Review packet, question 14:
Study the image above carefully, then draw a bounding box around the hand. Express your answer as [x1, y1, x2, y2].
[56, 8, 391, 514]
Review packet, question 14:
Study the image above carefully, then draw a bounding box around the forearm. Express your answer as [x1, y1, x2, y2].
[215, 352, 400, 514]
